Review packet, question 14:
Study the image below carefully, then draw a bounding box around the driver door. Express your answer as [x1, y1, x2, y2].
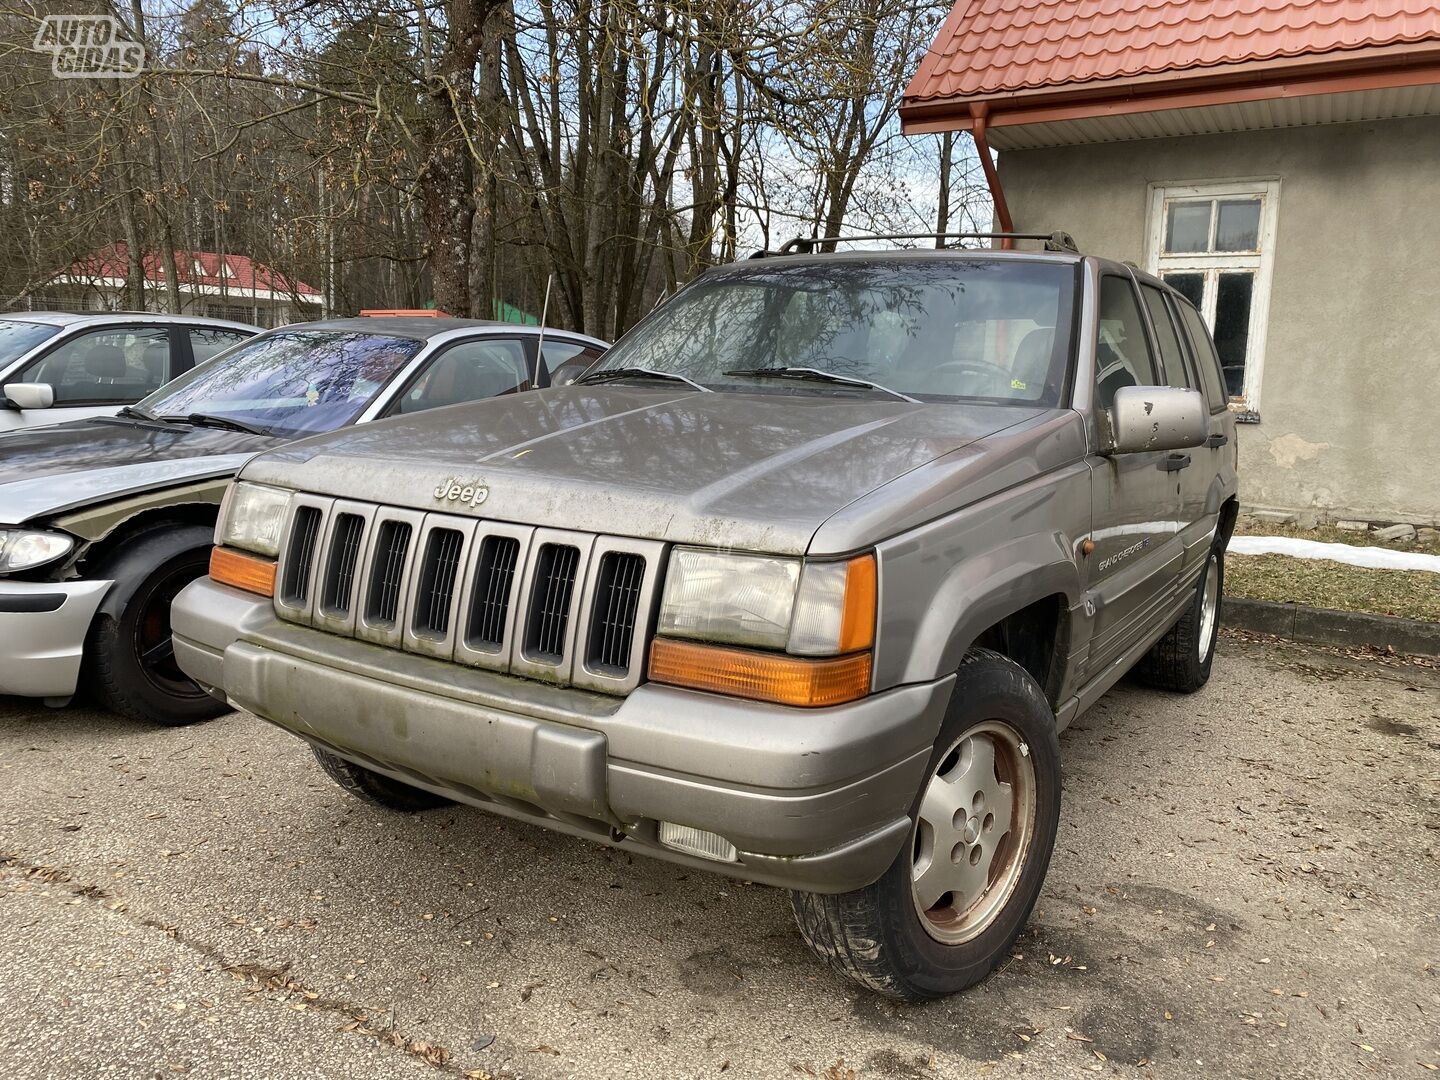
[2, 324, 176, 430]
[385, 336, 535, 416]
[1085, 274, 1185, 674]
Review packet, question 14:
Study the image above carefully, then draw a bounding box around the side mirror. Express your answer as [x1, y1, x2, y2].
[1107, 385, 1207, 454]
[3, 382, 55, 410]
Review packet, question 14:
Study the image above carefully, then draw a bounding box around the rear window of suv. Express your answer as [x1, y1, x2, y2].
[593, 258, 1077, 406]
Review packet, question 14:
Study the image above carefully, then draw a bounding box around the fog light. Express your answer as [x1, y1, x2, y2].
[658, 822, 738, 863]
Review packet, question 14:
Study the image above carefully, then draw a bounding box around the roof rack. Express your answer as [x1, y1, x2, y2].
[764, 231, 1079, 256]
[358, 308, 452, 317]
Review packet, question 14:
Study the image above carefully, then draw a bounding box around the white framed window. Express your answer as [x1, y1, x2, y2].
[1144, 178, 1279, 420]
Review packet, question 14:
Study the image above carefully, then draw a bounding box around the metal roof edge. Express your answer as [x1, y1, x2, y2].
[901, 46, 1440, 135]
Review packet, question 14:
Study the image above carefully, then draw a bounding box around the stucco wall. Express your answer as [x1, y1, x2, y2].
[997, 117, 1440, 525]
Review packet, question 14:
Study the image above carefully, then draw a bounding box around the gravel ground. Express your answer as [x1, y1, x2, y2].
[1, 634, 1436, 1080]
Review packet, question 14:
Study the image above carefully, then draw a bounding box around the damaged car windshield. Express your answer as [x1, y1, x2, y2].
[137, 330, 422, 437]
[590, 258, 1075, 405]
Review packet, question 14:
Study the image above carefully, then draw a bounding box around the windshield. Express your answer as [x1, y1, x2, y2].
[0, 319, 62, 368]
[138, 330, 423, 437]
[594, 258, 1076, 405]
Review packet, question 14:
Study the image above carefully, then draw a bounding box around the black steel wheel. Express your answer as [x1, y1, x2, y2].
[85, 523, 228, 726]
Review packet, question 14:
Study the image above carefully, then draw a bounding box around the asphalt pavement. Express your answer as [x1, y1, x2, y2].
[1, 634, 1436, 1080]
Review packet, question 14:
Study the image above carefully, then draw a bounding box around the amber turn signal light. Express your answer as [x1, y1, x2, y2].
[838, 553, 877, 653]
[209, 546, 276, 597]
[648, 638, 872, 708]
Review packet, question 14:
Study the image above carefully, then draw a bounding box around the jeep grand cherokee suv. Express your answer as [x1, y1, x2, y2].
[172, 237, 1238, 999]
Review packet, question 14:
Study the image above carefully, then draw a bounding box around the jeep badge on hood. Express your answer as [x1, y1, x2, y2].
[433, 477, 489, 508]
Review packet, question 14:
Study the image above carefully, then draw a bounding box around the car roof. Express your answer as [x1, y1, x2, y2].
[277, 317, 606, 344]
[0, 311, 258, 330]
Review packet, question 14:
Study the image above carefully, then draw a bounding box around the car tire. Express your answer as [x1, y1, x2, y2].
[312, 748, 452, 811]
[790, 648, 1061, 1001]
[1134, 547, 1223, 694]
[85, 523, 229, 726]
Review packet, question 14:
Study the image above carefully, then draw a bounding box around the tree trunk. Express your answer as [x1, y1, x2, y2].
[936, 132, 954, 246]
[418, 0, 493, 316]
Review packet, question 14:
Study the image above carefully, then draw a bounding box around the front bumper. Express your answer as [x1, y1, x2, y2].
[0, 578, 112, 698]
[173, 577, 954, 893]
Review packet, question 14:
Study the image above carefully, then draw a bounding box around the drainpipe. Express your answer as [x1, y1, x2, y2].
[969, 104, 1014, 249]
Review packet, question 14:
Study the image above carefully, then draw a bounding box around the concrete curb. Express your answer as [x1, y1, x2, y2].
[1222, 596, 1440, 657]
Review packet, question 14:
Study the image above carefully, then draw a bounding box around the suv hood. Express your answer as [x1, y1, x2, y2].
[244, 388, 1047, 554]
[0, 418, 276, 524]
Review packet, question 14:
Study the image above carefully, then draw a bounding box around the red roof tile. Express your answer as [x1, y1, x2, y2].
[907, 0, 1440, 104]
[69, 243, 319, 298]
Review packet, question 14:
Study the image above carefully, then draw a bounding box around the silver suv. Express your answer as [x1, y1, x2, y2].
[172, 237, 1238, 999]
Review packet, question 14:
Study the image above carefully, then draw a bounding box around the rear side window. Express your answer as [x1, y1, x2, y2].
[1095, 276, 1158, 410]
[188, 328, 252, 365]
[1139, 284, 1192, 389]
[1175, 300, 1228, 412]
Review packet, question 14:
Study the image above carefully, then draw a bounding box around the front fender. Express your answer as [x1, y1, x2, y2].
[883, 531, 1081, 687]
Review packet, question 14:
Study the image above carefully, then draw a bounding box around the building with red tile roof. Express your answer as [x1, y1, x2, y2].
[45, 244, 321, 328]
[902, 0, 1440, 525]
[904, 0, 1440, 137]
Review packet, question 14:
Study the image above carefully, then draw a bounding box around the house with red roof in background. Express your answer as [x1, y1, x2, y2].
[903, 0, 1440, 526]
[35, 244, 321, 329]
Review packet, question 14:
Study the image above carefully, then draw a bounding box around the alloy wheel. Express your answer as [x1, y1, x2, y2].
[911, 720, 1037, 944]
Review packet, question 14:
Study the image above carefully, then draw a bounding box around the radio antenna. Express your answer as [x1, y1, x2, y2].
[535, 274, 553, 367]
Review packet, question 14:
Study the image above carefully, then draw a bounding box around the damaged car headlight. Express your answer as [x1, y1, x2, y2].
[0, 528, 75, 573]
[216, 481, 291, 557]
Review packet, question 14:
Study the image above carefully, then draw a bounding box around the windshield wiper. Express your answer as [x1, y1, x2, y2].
[159, 411, 269, 436]
[576, 366, 712, 392]
[723, 366, 918, 403]
[115, 405, 161, 422]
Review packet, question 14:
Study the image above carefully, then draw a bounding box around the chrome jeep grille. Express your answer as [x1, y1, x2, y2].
[273, 495, 663, 695]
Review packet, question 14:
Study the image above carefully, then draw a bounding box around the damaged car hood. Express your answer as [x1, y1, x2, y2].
[0, 418, 275, 523]
[242, 388, 1050, 553]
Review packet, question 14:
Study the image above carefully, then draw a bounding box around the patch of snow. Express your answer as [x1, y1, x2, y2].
[1230, 536, 1440, 574]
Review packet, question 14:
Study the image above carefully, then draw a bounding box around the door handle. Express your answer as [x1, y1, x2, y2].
[1162, 453, 1191, 471]
[1205, 433, 1228, 448]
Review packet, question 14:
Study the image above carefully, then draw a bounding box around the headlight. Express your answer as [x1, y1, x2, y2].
[656, 548, 877, 655]
[217, 481, 291, 556]
[651, 549, 878, 708]
[788, 555, 877, 655]
[0, 528, 75, 573]
[658, 549, 799, 649]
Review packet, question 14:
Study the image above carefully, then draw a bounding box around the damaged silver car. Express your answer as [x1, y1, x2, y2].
[0, 317, 604, 723]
